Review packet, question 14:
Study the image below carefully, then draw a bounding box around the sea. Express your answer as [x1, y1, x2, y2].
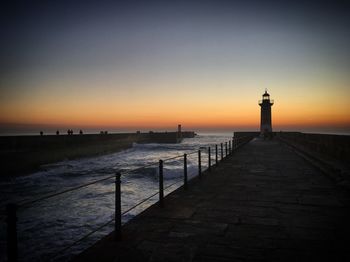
[0, 133, 233, 262]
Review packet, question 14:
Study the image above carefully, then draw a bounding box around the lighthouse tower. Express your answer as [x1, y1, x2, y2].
[259, 90, 274, 136]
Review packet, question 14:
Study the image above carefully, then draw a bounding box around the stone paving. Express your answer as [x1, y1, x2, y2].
[74, 138, 350, 262]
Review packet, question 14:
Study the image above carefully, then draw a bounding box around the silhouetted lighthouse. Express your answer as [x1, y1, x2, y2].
[259, 90, 274, 136]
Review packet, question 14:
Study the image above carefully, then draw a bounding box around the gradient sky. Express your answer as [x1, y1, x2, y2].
[1, 0, 350, 134]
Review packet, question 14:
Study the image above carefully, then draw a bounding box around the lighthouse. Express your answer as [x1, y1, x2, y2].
[259, 90, 274, 137]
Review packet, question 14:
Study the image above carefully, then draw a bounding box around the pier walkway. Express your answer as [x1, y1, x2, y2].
[75, 138, 350, 262]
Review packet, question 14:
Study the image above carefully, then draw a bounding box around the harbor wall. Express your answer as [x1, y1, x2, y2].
[277, 132, 350, 162]
[233, 131, 350, 163]
[0, 131, 196, 177]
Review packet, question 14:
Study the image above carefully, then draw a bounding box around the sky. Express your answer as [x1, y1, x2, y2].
[1, 0, 350, 134]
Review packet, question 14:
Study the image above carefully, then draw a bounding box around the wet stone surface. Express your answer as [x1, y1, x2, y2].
[74, 138, 350, 262]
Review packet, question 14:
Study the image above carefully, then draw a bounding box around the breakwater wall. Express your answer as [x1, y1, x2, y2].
[277, 132, 350, 163]
[233, 131, 350, 164]
[0, 131, 195, 177]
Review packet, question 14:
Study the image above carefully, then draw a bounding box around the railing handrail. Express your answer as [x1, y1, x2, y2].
[52, 175, 185, 258]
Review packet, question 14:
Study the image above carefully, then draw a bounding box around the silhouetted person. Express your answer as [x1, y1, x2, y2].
[56, 130, 59, 135]
[40, 131, 43, 136]
[79, 130, 83, 135]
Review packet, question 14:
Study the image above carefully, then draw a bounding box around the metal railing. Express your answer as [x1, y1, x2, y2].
[4, 135, 254, 262]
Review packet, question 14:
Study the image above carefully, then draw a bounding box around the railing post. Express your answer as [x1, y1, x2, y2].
[6, 203, 18, 262]
[198, 150, 202, 178]
[220, 143, 223, 160]
[159, 160, 164, 207]
[229, 140, 231, 154]
[225, 142, 228, 157]
[215, 144, 218, 165]
[208, 147, 211, 171]
[114, 173, 122, 241]
[184, 154, 188, 190]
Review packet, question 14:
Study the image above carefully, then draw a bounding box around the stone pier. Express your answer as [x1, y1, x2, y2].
[75, 138, 350, 262]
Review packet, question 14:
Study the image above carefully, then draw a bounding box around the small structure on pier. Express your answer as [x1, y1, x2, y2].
[178, 124, 182, 138]
[259, 90, 274, 137]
